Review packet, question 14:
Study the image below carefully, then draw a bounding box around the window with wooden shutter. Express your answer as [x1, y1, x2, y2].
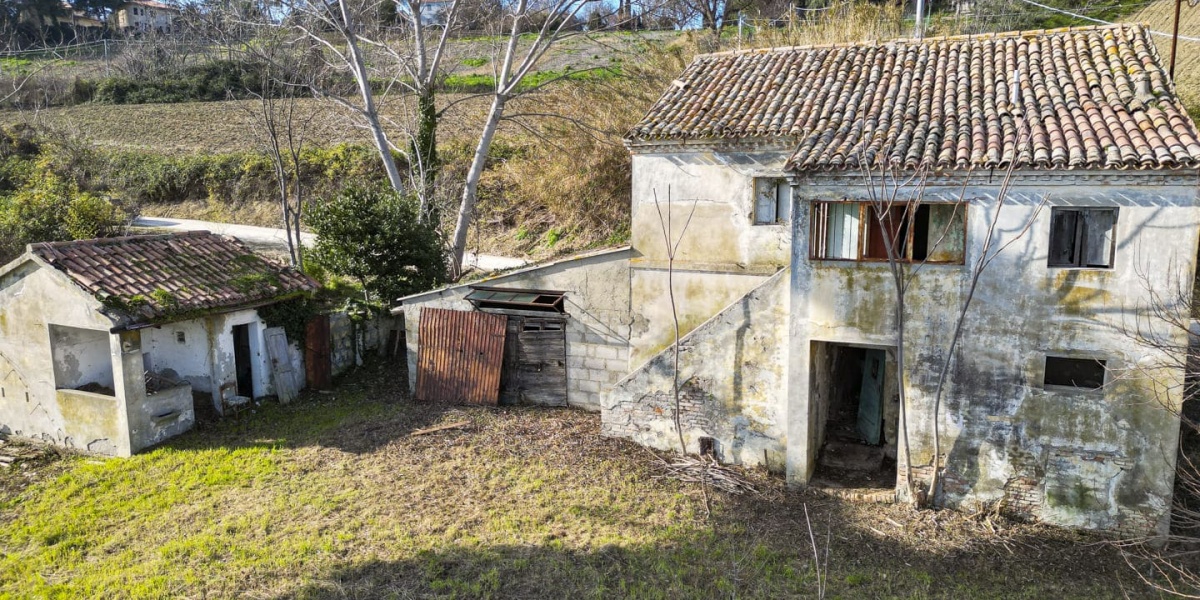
[753, 178, 790, 225]
[1047, 208, 1117, 268]
[810, 201, 965, 264]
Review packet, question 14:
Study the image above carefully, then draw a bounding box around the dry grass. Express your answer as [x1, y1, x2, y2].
[745, 2, 905, 49]
[0, 360, 1163, 599]
[1133, 0, 1200, 115]
[0, 94, 494, 154]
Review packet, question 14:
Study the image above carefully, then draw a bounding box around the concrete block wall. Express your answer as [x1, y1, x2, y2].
[566, 324, 629, 411]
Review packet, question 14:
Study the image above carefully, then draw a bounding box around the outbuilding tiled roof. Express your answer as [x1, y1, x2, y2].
[31, 231, 318, 325]
[627, 24, 1200, 172]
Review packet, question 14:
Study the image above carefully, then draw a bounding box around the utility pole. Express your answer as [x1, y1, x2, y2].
[914, 0, 925, 38]
[1170, 0, 1182, 79]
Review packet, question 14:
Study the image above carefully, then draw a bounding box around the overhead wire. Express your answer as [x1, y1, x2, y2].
[1009, 0, 1200, 42]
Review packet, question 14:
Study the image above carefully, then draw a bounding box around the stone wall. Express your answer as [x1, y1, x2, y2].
[396, 248, 631, 410]
[603, 269, 788, 471]
[330, 312, 392, 376]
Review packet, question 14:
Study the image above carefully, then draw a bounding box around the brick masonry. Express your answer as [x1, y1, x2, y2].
[602, 270, 789, 471]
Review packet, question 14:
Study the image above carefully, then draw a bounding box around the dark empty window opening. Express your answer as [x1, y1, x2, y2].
[466, 286, 566, 314]
[1048, 208, 1117, 268]
[1044, 356, 1107, 390]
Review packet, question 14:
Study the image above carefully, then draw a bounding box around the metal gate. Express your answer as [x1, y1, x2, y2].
[416, 308, 507, 404]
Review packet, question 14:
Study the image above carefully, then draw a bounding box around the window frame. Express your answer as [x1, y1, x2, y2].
[1046, 207, 1119, 270]
[1042, 355, 1108, 392]
[752, 178, 791, 226]
[809, 200, 967, 265]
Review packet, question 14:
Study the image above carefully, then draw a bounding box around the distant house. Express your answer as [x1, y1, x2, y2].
[57, 4, 105, 36]
[0, 232, 317, 457]
[398, 23, 1200, 536]
[111, 0, 179, 34]
[398, 0, 455, 27]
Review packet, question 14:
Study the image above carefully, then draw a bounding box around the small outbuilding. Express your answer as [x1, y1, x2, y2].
[0, 231, 318, 456]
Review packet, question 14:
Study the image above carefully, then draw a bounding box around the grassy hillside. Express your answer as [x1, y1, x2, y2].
[1134, 0, 1200, 115]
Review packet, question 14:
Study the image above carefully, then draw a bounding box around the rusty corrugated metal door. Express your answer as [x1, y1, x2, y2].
[305, 314, 332, 391]
[416, 308, 507, 405]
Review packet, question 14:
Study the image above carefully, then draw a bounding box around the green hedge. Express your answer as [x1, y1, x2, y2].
[1, 124, 390, 212]
[89, 60, 275, 105]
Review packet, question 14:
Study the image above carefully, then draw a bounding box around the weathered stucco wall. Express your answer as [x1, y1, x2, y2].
[115, 329, 195, 453]
[628, 151, 791, 367]
[0, 259, 132, 455]
[786, 172, 1198, 536]
[128, 381, 194, 453]
[49, 325, 116, 391]
[143, 320, 213, 393]
[398, 248, 631, 410]
[603, 269, 790, 471]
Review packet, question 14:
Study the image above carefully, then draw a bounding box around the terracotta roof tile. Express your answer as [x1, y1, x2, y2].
[31, 231, 318, 325]
[627, 24, 1200, 172]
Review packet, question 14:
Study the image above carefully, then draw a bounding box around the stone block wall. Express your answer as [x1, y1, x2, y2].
[330, 312, 391, 377]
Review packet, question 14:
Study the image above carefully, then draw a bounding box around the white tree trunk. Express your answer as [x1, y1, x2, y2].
[449, 93, 506, 274]
[341, 15, 406, 194]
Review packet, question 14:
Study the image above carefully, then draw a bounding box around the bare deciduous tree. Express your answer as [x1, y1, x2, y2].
[651, 185, 698, 454]
[446, 0, 603, 276]
[236, 31, 316, 268]
[266, 0, 407, 193]
[858, 111, 1043, 505]
[1111, 265, 1200, 597]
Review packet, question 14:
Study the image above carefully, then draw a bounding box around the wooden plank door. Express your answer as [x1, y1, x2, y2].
[415, 308, 507, 405]
[515, 318, 567, 406]
[857, 349, 885, 445]
[264, 326, 299, 404]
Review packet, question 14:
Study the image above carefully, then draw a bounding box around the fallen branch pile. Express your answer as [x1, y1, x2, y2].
[649, 451, 760, 496]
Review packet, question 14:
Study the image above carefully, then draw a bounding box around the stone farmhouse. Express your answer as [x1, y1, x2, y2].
[0, 232, 317, 457]
[111, 0, 179, 34]
[399, 23, 1200, 536]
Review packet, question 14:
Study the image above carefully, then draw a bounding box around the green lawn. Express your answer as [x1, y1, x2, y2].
[0, 363, 1155, 598]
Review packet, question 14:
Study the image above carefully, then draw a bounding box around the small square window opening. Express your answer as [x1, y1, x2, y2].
[1048, 208, 1117, 268]
[1043, 356, 1107, 390]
